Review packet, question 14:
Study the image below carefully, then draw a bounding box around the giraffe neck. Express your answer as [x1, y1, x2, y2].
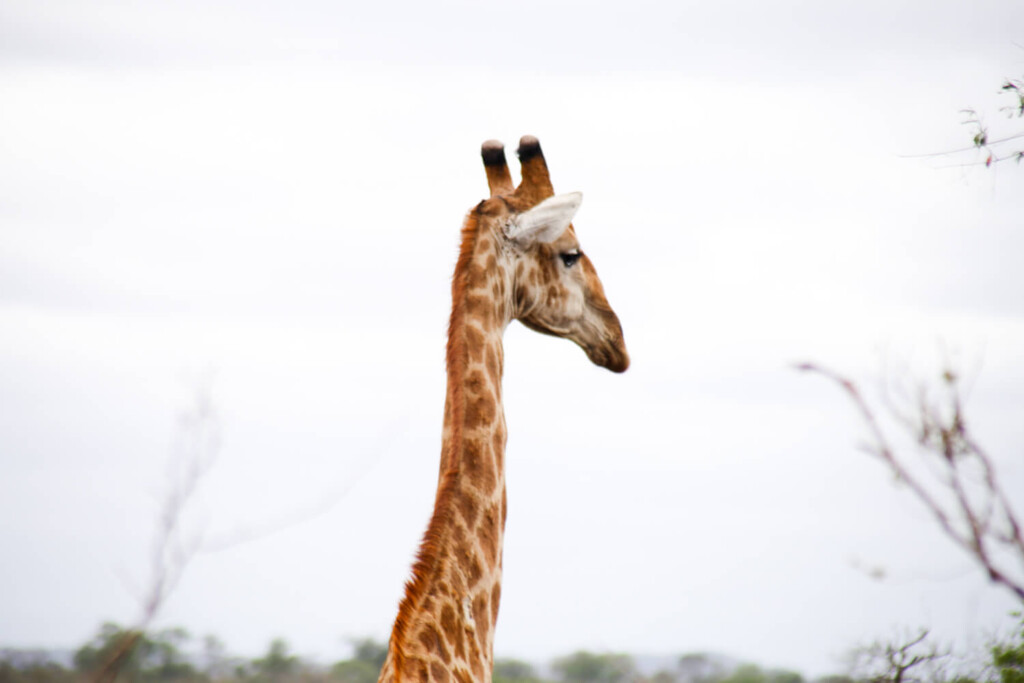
[382, 213, 512, 683]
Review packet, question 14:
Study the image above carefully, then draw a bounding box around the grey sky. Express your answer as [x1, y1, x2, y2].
[4, 0, 1022, 72]
[2, 0, 1023, 677]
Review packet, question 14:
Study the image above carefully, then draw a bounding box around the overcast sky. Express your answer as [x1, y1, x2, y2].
[2, 0, 1024, 677]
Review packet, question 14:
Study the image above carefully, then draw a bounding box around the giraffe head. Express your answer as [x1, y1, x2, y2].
[477, 136, 629, 373]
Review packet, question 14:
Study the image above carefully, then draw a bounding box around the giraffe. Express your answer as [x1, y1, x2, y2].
[377, 136, 629, 683]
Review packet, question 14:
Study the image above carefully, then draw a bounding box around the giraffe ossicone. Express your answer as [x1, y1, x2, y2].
[377, 136, 628, 683]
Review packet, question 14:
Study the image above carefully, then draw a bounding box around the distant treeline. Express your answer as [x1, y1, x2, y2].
[2, 617, 1022, 683]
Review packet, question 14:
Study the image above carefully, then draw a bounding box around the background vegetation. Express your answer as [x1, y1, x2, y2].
[2, 614, 1022, 683]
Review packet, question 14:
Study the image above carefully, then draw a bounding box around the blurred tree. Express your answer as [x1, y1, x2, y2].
[769, 671, 804, 683]
[201, 634, 232, 680]
[553, 651, 636, 683]
[722, 665, 767, 683]
[648, 670, 680, 683]
[350, 639, 387, 672]
[72, 623, 198, 683]
[0, 656, 74, 683]
[74, 623, 149, 681]
[331, 660, 379, 683]
[688, 662, 802, 683]
[493, 658, 542, 683]
[846, 629, 947, 683]
[252, 639, 299, 682]
[147, 628, 196, 681]
[991, 614, 1024, 683]
[331, 638, 388, 683]
[677, 653, 728, 683]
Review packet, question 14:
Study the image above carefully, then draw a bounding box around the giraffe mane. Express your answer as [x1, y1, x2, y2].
[387, 206, 484, 680]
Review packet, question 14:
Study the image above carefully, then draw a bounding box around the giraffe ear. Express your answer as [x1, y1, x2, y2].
[506, 192, 582, 245]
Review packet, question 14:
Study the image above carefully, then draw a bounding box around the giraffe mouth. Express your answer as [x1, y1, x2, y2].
[583, 309, 629, 373]
[585, 341, 630, 373]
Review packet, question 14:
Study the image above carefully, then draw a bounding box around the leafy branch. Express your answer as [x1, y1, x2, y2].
[959, 76, 1024, 168]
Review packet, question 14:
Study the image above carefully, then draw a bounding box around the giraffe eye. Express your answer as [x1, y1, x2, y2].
[559, 250, 581, 268]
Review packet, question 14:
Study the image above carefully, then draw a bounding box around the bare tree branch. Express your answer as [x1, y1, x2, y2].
[847, 629, 950, 683]
[89, 380, 221, 683]
[797, 362, 1024, 602]
[88, 381, 393, 683]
